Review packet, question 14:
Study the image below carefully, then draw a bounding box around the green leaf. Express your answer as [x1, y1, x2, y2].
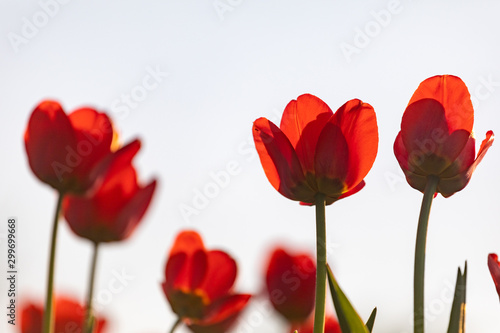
[326, 264, 370, 333]
[447, 262, 467, 333]
[365, 307, 377, 332]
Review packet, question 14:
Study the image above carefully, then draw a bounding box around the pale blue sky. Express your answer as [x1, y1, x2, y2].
[2, 1, 500, 332]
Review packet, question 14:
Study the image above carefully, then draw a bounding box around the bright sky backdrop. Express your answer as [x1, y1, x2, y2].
[2, 1, 500, 332]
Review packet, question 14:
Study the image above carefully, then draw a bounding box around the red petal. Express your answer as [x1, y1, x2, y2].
[401, 99, 471, 174]
[331, 99, 378, 190]
[20, 302, 43, 333]
[469, 130, 494, 174]
[88, 139, 141, 193]
[488, 253, 500, 300]
[165, 231, 208, 292]
[170, 230, 205, 257]
[280, 94, 333, 173]
[314, 122, 349, 198]
[253, 118, 314, 202]
[291, 315, 341, 333]
[164, 252, 188, 296]
[112, 180, 157, 241]
[335, 180, 365, 202]
[188, 294, 251, 333]
[66, 108, 115, 192]
[438, 131, 494, 197]
[24, 100, 78, 192]
[408, 75, 474, 133]
[265, 248, 316, 323]
[199, 250, 237, 301]
[394, 132, 413, 172]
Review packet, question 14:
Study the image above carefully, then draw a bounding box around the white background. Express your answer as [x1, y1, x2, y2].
[2, 0, 500, 332]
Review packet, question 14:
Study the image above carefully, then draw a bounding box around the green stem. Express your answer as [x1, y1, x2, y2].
[85, 242, 100, 333]
[169, 318, 182, 333]
[42, 192, 64, 333]
[414, 176, 439, 333]
[313, 193, 327, 333]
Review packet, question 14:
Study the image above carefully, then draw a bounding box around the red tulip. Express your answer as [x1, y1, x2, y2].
[291, 314, 341, 333]
[488, 253, 500, 300]
[24, 100, 119, 194]
[394, 75, 494, 197]
[265, 247, 316, 323]
[20, 296, 107, 333]
[162, 231, 251, 333]
[62, 140, 157, 243]
[253, 94, 378, 205]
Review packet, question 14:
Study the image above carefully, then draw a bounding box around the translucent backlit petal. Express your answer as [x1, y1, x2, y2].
[408, 75, 473, 133]
[280, 94, 333, 173]
[331, 99, 378, 190]
[199, 250, 237, 301]
[488, 253, 500, 299]
[253, 118, 314, 201]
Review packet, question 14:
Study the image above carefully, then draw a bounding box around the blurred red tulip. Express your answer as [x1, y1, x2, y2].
[20, 296, 106, 333]
[162, 231, 251, 333]
[24, 100, 119, 194]
[253, 94, 378, 205]
[265, 247, 316, 323]
[394, 75, 494, 197]
[488, 253, 500, 300]
[291, 314, 341, 333]
[63, 140, 157, 243]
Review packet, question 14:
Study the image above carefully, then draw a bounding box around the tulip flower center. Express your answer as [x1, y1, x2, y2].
[170, 289, 209, 319]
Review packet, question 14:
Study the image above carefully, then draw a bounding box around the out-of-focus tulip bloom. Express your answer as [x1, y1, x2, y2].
[291, 314, 341, 333]
[394, 75, 494, 197]
[253, 94, 378, 205]
[162, 231, 251, 333]
[20, 296, 107, 333]
[63, 140, 156, 243]
[24, 100, 119, 194]
[488, 253, 500, 299]
[265, 247, 316, 323]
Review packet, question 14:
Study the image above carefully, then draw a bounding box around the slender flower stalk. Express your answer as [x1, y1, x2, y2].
[413, 175, 439, 333]
[42, 192, 64, 333]
[314, 193, 327, 333]
[169, 318, 182, 333]
[85, 242, 100, 333]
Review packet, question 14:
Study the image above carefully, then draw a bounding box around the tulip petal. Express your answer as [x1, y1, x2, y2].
[438, 131, 494, 197]
[336, 180, 365, 202]
[331, 99, 378, 190]
[314, 122, 349, 197]
[280, 94, 333, 173]
[170, 230, 205, 256]
[253, 118, 314, 201]
[112, 180, 157, 242]
[401, 99, 470, 174]
[408, 75, 474, 133]
[199, 250, 237, 302]
[164, 232, 208, 292]
[439, 136, 475, 178]
[488, 253, 500, 299]
[68, 108, 115, 192]
[265, 248, 316, 322]
[88, 139, 141, 193]
[188, 294, 251, 333]
[163, 252, 187, 295]
[21, 303, 43, 333]
[24, 100, 78, 192]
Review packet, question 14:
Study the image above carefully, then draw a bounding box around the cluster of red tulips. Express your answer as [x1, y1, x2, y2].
[21, 75, 500, 333]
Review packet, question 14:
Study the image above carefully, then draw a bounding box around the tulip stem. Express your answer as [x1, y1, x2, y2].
[85, 242, 100, 333]
[314, 193, 327, 333]
[42, 192, 64, 333]
[169, 318, 182, 333]
[414, 175, 439, 333]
